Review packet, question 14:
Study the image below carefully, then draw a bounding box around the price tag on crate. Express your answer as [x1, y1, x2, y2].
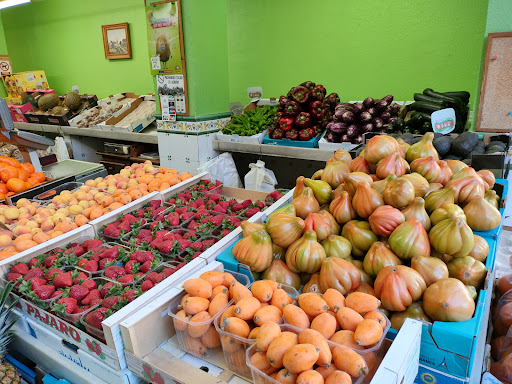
[431, 108, 456, 134]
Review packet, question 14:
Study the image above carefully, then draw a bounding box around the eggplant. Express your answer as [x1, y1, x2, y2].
[359, 111, 372, 123]
[380, 111, 391, 122]
[326, 122, 334, 131]
[372, 117, 384, 130]
[352, 104, 365, 114]
[347, 124, 360, 138]
[363, 97, 374, 108]
[330, 121, 348, 133]
[353, 135, 364, 144]
[336, 103, 354, 110]
[325, 131, 339, 143]
[390, 104, 401, 115]
[334, 109, 345, 121]
[341, 133, 351, 142]
[375, 100, 388, 111]
[341, 111, 355, 124]
[381, 95, 394, 104]
[361, 123, 374, 133]
[388, 117, 398, 125]
[366, 107, 376, 116]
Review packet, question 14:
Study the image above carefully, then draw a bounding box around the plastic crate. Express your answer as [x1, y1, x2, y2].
[263, 133, 322, 148]
[473, 178, 508, 240]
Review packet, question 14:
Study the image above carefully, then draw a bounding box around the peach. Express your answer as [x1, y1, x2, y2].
[85, 180, 96, 187]
[18, 207, 30, 215]
[16, 198, 30, 208]
[56, 208, 70, 217]
[25, 220, 38, 229]
[68, 205, 83, 215]
[78, 200, 90, 209]
[0, 235, 12, 248]
[41, 219, 54, 231]
[4, 207, 19, 220]
[107, 185, 117, 194]
[13, 226, 30, 236]
[94, 177, 104, 183]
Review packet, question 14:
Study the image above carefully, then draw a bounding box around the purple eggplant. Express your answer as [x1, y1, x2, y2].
[330, 121, 348, 133]
[361, 123, 374, 133]
[352, 104, 365, 115]
[372, 117, 384, 130]
[363, 98, 374, 108]
[366, 107, 376, 116]
[380, 111, 391, 122]
[326, 131, 340, 143]
[390, 104, 401, 115]
[326, 122, 334, 131]
[381, 95, 394, 104]
[334, 109, 347, 121]
[352, 135, 364, 144]
[347, 124, 360, 137]
[341, 133, 351, 142]
[360, 111, 372, 123]
[375, 100, 388, 111]
[341, 111, 355, 124]
[388, 117, 398, 125]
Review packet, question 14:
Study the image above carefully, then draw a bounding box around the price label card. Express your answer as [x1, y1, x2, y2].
[151, 56, 161, 70]
[247, 86, 262, 100]
[431, 108, 456, 134]
[160, 95, 176, 122]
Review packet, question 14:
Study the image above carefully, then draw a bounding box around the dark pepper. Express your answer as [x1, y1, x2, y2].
[309, 100, 326, 119]
[285, 129, 298, 140]
[300, 81, 316, 91]
[272, 129, 284, 139]
[272, 111, 284, 124]
[295, 112, 311, 128]
[310, 85, 326, 101]
[291, 86, 310, 104]
[320, 113, 330, 128]
[279, 96, 290, 107]
[299, 128, 311, 141]
[283, 101, 302, 117]
[310, 126, 320, 136]
[324, 93, 340, 111]
[279, 117, 294, 131]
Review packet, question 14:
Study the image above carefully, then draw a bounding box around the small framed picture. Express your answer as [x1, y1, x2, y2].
[102, 23, 132, 59]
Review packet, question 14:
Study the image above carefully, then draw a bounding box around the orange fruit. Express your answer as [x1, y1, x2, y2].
[17, 169, 29, 182]
[31, 172, 45, 183]
[0, 157, 20, 168]
[20, 163, 35, 174]
[0, 183, 8, 194]
[0, 166, 18, 183]
[6, 178, 27, 193]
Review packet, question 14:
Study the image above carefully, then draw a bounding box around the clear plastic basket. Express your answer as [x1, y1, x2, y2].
[246, 324, 366, 384]
[215, 282, 298, 379]
[168, 270, 250, 358]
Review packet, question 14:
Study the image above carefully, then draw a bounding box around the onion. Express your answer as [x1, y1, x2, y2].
[360, 111, 372, 123]
[336, 103, 354, 110]
[363, 98, 374, 108]
[347, 124, 360, 137]
[380, 111, 391, 122]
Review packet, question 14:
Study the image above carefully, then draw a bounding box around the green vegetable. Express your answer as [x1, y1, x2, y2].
[222, 105, 278, 136]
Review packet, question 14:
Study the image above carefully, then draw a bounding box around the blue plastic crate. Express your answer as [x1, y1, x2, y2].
[42, 375, 72, 384]
[474, 179, 508, 240]
[263, 133, 321, 148]
[388, 236, 497, 379]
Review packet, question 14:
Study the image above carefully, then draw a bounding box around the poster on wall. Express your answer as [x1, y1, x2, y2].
[157, 74, 187, 115]
[145, 1, 184, 75]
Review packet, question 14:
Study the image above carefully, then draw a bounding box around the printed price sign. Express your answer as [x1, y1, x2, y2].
[157, 74, 187, 114]
[160, 95, 176, 122]
[247, 86, 262, 100]
[431, 108, 456, 134]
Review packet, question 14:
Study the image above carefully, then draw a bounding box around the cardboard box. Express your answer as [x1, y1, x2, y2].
[23, 110, 48, 124]
[157, 131, 219, 165]
[99, 95, 156, 133]
[8, 102, 33, 123]
[2, 71, 50, 98]
[68, 103, 131, 129]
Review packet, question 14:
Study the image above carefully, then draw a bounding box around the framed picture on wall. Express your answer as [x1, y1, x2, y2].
[102, 23, 132, 59]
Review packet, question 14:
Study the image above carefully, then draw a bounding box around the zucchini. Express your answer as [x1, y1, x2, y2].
[413, 93, 447, 106]
[409, 101, 444, 114]
[442, 91, 470, 104]
[410, 111, 432, 121]
[421, 121, 432, 134]
[423, 88, 464, 110]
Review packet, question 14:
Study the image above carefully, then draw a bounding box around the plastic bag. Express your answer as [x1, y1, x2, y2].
[244, 160, 277, 193]
[47, 136, 70, 161]
[198, 153, 242, 188]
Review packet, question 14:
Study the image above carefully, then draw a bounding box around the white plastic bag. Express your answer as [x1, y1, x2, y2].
[244, 160, 277, 193]
[198, 153, 242, 188]
[47, 136, 70, 161]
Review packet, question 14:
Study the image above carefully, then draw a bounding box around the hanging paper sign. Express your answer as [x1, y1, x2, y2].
[0, 56, 12, 76]
[160, 95, 177, 122]
[146, 1, 184, 75]
[247, 86, 263, 101]
[431, 108, 456, 134]
[157, 74, 187, 115]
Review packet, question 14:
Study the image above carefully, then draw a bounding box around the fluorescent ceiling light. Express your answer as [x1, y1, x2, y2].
[0, 0, 30, 10]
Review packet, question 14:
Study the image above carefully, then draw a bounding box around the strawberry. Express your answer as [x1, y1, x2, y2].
[81, 289, 101, 305]
[231, 203, 244, 213]
[227, 199, 237, 207]
[33, 285, 55, 300]
[72, 306, 89, 314]
[221, 229, 231, 237]
[155, 240, 174, 255]
[69, 285, 90, 302]
[137, 229, 152, 239]
[99, 282, 117, 298]
[146, 272, 164, 284]
[245, 208, 259, 218]
[54, 298, 78, 314]
[133, 272, 144, 280]
[28, 258, 39, 268]
[100, 247, 121, 260]
[195, 210, 209, 221]
[104, 266, 126, 280]
[151, 206, 165, 218]
[131, 250, 155, 263]
[119, 220, 132, 232]
[219, 201, 229, 210]
[201, 239, 216, 251]
[74, 272, 89, 285]
[123, 289, 139, 302]
[51, 290, 63, 299]
[165, 212, 180, 227]
[149, 200, 161, 209]
[103, 223, 120, 237]
[70, 245, 86, 257]
[52, 272, 73, 288]
[139, 260, 155, 274]
[181, 212, 195, 221]
[241, 199, 252, 208]
[24, 268, 44, 281]
[85, 307, 108, 329]
[117, 275, 134, 284]
[7, 273, 21, 283]
[124, 260, 140, 274]
[140, 280, 154, 292]
[99, 258, 115, 270]
[161, 267, 176, 278]
[102, 296, 123, 309]
[82, 239, 103, 251]
[210, 193, 221, 203]
[210, 215, 224, 226]
[44, 268, 63, 281]
[81, 279, 97, 290]
[89, 252, 101, 262]
[212, 204, 227, 214]
[82, 260, 99, 273]
[10, 263, 29, 275]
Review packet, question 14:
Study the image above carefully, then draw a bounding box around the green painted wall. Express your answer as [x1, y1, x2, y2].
[471, 0, 512, 129]
[226, 0, 489, 107]
[1, 0, 154, 99]
[0, 17, 8, 98]
[181, 0, 229, 116]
